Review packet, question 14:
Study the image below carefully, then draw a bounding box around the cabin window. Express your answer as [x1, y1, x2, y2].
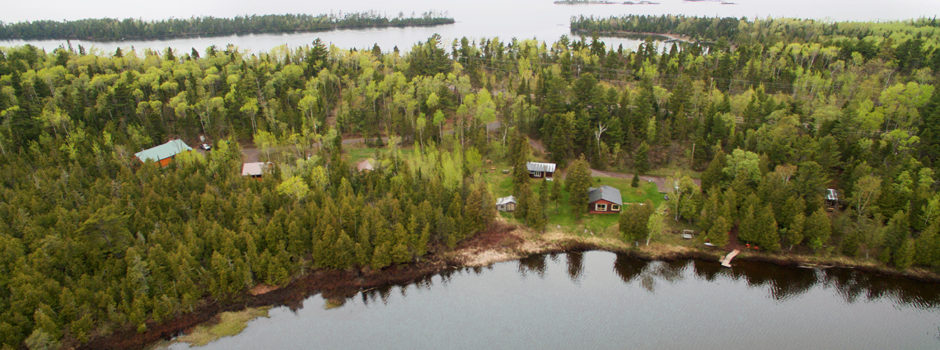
[595, 203, 607, 211]
[610, 204, 620, 211]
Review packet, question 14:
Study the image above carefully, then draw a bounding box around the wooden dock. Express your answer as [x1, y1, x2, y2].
[720, 249, 740, 268]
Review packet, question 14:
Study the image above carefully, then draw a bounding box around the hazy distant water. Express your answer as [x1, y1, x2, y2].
[3, 0, 939, 55]
[168, 252, 940, 350]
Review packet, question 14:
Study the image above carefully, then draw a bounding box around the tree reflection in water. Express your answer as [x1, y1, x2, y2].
[345, 252, 937, 310]
[566, 251, 584, 282]
[518, 254, 547, 278]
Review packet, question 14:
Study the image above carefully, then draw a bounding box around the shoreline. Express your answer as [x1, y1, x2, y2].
[0, 21, 456, 43]
[82, 220, 940, 349]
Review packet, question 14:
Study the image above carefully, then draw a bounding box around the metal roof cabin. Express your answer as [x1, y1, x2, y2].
[826, 188, 840, 210]
[356, 159, 375, 172]
[496, 195, 517, 212]
[526, 161, 556, 180]
[241, 162, 272, 179]
[588, 185, 623, 214]
[134, 139, 192, 167]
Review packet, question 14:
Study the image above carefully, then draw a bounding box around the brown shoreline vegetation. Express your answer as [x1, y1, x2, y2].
[83, 219, 940, 350]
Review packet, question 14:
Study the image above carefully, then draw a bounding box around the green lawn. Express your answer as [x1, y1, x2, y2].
[345, 146, 385, 163]
[487, 172, 665, 238]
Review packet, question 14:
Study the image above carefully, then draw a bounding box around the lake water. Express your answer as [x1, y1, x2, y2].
[3, 0, 940, 55]
[169, 252, 940, 350]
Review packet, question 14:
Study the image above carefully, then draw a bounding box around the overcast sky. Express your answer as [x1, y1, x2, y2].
[2, 0, 938, 23]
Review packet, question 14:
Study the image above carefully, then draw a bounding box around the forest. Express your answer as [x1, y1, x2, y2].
[0, 13, 940, 349]
[0, 12, 454, 41]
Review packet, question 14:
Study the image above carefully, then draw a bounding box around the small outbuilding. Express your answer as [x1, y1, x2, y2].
[357, 159, 375, 172]
[588, 185, 622, 214]
[496, 196, 517, 212]
[826, 188, 840, 210]
[241, 162, 272, 180]
[135, 139, 192, 167]
[526, 161, 556, 180]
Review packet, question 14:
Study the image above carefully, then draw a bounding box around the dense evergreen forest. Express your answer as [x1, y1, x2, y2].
[0, 12, 454, 41]
[1, 14, 940, 348]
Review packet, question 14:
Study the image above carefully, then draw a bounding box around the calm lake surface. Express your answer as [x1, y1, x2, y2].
[170, 252, 940, 350]
[4, 0, 940, 55]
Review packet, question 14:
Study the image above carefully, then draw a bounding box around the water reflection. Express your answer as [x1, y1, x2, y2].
[728, 261, 818, 301]
[566, 251, 584, 282]
[822, 268, 940, 309]
[613, 253, 648, 283]
[608, 252, 938, 307]
[354, 253, 940, 309]
[518, 254, 547, 278]
[691, 258, 723, 281]
[178, 251, 940, 350]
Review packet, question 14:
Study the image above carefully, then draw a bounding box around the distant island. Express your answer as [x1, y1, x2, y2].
[0, 12, 455, 41]
[554, 1, 660, 5]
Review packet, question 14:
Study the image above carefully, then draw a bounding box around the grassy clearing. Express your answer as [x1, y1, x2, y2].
[174, 307, 271, 347]
[486, 171, 666, 241]
[345, 146, 385, 163]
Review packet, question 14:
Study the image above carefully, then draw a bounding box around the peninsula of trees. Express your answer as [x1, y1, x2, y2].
[0, 12, 455, 41]
[1, 13, 940, 349]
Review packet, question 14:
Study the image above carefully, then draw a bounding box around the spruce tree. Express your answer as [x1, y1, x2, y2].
[566, 154, 592, 218]
[708, 216, 731, 247]
[782, 212, 805, 251]
[756, 205, 781, 252]
[635, 142, 650, 174]
[894, 238, 915, 269]
[527, 192, 547, 233]
[701, 149, 726, 192]
[804, 208, 832, 252]
[738, 202, 758, 243]
[370, 242, 392, 270]
[516, 181, 531, 220]
[550, 179, 561, 209]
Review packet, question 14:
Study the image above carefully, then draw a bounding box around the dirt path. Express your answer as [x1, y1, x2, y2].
[589, 168, 701, 193]
[239, 137, 381, 162]
[528, 138, 547, 155]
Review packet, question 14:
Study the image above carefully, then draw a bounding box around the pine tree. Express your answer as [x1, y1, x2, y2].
[526, 192, 547, 233]
[708, 215, 731, 247]
[333, 230, 355, 268]
[841, 228, 860, 257]
[738, 202, 758, 243]
[756, 205, 781, 252]
[782, 212, 805, 251]
[566, 154, 592, 218]
[634, 142, 650, 174]
[804, 208, 832, 252]
[516, 181, 531, 220]
[370, 242, 392, 270]
[894, 238, 915, 269]
[701, 149, 726, 192]
[631, 173, 639, 187]
[550, 179, 561, 209]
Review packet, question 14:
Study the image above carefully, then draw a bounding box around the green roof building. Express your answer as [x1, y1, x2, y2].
[134, 139, 192, 166]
